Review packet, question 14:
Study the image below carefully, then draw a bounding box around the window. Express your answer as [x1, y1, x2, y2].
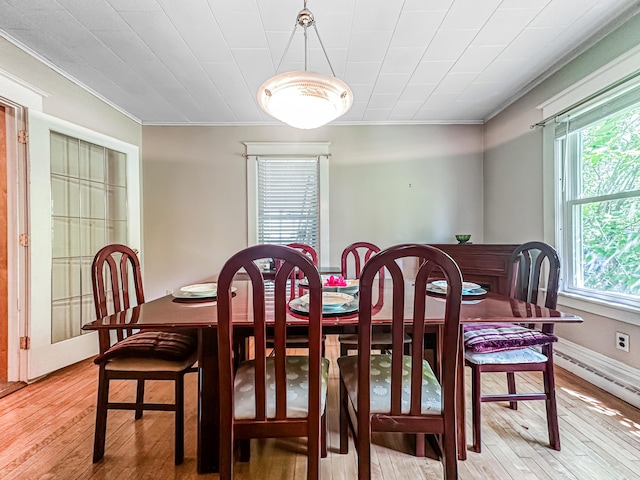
[257, 157, 319, 248]
[555, 82, 640, 308]
[245, 142, 330, 266]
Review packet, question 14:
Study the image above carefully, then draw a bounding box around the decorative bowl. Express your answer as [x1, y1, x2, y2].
[455, 234, 471, 244]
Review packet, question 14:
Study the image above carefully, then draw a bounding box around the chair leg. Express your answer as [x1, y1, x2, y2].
[543, 360, 561, 450]
[415, 433, 426, 457]
[135, 379, 145, 419]
[174, 374, 185, 465]
[357, 421, 371, 480]
[239, 439, 251, 462]
[220, 415, 234, 480]
[441, 432, 459, 480]
[340, 342, 348, 358]
[339, 379, 349, 454]
[507, 372, 518, 410]
[321, 411, 327, 458]
[93, 371, 109, 463]
[308, 424, 321, 480]
[470, 364, 482, 453]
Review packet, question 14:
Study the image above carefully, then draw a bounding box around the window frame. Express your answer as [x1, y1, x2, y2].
[553, 83, 640, 311]
[245, 142, 330, 267]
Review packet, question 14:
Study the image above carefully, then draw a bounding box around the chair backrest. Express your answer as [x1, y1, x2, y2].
[341, 241, 380, 279]
[278, 243, 318, 300]
[217, 244, 323, 422]
[508, 242, 560, 310]
[357, 244, 462, 418]
[91, 244, 145, 348]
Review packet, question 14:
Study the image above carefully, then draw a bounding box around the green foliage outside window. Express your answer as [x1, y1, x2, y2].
[578, 107, 640, 297]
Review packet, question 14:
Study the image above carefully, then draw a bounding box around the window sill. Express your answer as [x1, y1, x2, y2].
[558, 292, 640, 326]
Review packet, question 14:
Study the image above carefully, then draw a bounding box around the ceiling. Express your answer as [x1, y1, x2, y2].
[0, 0, 638, 126]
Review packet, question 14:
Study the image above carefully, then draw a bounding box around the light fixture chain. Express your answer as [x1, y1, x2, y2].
[304, 24, 309, 71]
[274, 22, 299, 75]
[312, 25, 336, 77]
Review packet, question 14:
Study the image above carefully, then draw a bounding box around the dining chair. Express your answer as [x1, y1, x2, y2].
[280, 242, 318, 300]
[337, 244, 463, 480]
[91, 244, 198, 465]
[464, 241, 561, 452]
[337, 242, 411, 356]
[269, 242, 325, 355]
[217, 244, 329, 480]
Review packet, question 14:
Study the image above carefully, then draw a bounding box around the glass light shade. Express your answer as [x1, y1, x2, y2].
[257, 70, 353, 129]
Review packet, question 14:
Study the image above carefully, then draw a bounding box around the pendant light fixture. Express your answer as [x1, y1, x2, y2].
[257, 1, 353, 129]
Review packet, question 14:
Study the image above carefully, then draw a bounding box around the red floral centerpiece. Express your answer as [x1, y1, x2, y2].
[324, 275, 347, 287]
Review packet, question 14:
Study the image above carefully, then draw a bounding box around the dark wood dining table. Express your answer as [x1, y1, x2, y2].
[82, 278, 582, 474]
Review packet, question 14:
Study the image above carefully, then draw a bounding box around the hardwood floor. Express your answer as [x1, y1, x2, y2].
[1, 337, 639, 479]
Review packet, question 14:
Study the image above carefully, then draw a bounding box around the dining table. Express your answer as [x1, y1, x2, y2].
[82, 277, 583, 474]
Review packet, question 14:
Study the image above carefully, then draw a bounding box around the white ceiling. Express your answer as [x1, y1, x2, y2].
[0, 0, 637, 125]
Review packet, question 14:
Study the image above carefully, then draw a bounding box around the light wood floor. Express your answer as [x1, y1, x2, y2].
[1, 337, 639, 480]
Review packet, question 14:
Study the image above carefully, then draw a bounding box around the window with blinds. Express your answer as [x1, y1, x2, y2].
[555, 80, 640, 308]
[256, 157, 320, 250]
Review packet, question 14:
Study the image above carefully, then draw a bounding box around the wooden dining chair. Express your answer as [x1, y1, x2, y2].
[217, 244, 329, 480]
[270, 242, 325, 354]
[464, 241, 561, 452]
[91, 244, 198, 465]
[337, 244, 463, 480]
[279, 242, 318, 300]
[337, 242, 411, 356]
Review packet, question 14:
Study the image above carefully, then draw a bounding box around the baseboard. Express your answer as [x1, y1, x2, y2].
[554, 338, 640, 409]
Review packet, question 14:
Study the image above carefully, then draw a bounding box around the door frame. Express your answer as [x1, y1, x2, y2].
[0, 97, 29, 383]
[0, 72, 43, 383]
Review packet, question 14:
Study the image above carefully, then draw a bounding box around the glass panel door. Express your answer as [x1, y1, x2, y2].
[27, 111, 141, 379]
[50, 132, 128, 343]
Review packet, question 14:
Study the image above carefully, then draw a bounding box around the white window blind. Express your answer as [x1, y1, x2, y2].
[256, 157, 320, 250]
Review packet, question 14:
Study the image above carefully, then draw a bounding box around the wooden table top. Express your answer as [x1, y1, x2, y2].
[82, 279, 582, 331]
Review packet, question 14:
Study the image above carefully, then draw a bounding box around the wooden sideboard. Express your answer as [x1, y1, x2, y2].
[429, 244, 519, 296]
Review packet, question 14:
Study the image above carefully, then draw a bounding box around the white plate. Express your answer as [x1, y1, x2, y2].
[289, 297, 359, 316]
[431, 280, 481, 291]
[174, 283, 236, 299]
[427, 282, 486, 297]
[298, 292, 354, 307]
[180, 283, 218, 296]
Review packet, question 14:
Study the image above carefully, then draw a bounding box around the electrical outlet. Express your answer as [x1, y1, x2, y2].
[616, 332, 630, 352]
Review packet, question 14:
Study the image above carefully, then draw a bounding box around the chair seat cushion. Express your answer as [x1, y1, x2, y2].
[234, 356, 330, 420]
[338, 332, 412, 346]
[94, 331, 197, 364]
[465, 347, 548, 365]
[105, 353, 198, 372]
[337, 354, 441, 415]
[463, 323, 557, 353]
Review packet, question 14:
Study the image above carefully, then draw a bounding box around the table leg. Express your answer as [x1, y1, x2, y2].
[457, 332, 467, 460]
[197, 328, 219, 473]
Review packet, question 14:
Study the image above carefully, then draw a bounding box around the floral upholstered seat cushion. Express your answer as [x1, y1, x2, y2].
[337, 354, 441, 415]
[465, 347, 548, 365]
[463, 323, 557, 354]
[234, 356, 330, 420]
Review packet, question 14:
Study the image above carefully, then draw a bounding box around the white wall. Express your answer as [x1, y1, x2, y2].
[0, 37, 141, 145]
[483, 13, 640, 368]
[141, 124, 484, 299]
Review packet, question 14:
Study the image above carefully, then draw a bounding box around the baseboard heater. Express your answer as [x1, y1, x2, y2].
[554, 338, 640, 410]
